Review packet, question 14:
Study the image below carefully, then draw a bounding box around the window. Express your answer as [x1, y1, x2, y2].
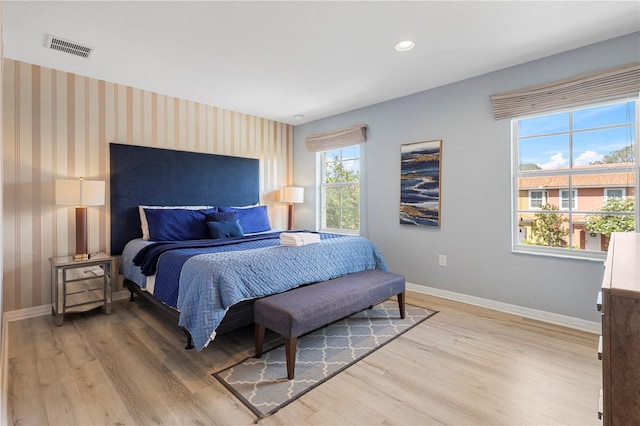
[529, 190, 544, 209]
[605, 188, 625, 200]
[560, 189, 577, 210]
[513, 98, 638, 259]
[319, 144, 360, 233]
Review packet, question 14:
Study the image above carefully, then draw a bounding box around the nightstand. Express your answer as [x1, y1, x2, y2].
[49, 252, 115, 326]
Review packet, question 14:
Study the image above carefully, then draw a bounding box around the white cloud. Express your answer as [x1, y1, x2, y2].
[574, 150, 603, 166]
[540, 152, 567, 169]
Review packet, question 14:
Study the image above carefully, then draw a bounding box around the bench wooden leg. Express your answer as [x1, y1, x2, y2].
[255, 323, 265, 357]
[398, 292, 405, 319]
[284, 337, 297, 380]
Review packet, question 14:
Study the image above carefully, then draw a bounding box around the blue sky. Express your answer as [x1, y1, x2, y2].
[517, 100, 636, 169]
[324, 145, 360, 176]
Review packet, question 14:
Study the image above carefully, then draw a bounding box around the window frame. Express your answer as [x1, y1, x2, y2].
[559, 189, 577, 210]
[316, 143, 363, 235]
[604, 188, 626, 201]
[512, 97, 639, 261]
[529, 190, 544, 209]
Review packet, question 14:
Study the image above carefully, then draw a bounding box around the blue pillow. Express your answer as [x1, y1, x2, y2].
[144, 207, 217, 241]
[218, 205, 271, 233]
[205, 211, 237, 222]
[206, 219, 244, 239]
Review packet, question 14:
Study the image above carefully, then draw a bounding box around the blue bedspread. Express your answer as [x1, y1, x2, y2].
[152, 233, 341, 308]
[133, 233, 389, 350]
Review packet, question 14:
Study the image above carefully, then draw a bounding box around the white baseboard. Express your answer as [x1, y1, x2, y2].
[407, 282, 601, 335]
[1, 290, 130, 324]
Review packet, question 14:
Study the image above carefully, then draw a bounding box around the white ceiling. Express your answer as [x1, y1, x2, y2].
[3, 1, 639, 125]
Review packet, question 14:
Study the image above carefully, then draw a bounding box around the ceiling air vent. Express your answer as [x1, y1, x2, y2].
[46, 35, 94, 58]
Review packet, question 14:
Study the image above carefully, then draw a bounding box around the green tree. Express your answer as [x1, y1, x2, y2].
[531, 203, 569, 247]
[324, 154, 359, 230]
[591, 144, 635, 165]
[519, 163, 542, 171]
[585, 197, 635, 236]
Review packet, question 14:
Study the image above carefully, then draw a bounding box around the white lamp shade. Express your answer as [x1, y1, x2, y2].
[55, 179, 105, 206]
[283, 186, 304, 204]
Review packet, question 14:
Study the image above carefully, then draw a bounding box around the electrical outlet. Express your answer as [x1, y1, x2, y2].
[439, 254, 447, 267]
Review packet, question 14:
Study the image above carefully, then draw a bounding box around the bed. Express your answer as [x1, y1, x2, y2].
[110, 143, 389, 351]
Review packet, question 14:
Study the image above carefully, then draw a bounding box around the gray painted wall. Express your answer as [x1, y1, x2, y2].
[292, 33, 640, 323]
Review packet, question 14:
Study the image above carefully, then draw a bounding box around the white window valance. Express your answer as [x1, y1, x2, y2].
[490, 62, 640, 120]
[304, 124, 367, 152]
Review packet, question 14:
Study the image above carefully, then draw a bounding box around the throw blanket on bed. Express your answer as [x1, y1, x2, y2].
[178, 234, 388, 350]
[133, 232, 284, 276]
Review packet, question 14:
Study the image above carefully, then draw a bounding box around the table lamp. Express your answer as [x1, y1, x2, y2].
[55, 177, 105, 260]
[283, 186, 304, 230]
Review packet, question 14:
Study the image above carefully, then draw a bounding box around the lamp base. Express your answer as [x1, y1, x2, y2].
[75, 206, 89, 260]
[288, 203, 295, 230]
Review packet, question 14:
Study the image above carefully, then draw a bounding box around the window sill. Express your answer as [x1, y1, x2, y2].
[320, 228, 360, 236]
[513, 245, 606, 262]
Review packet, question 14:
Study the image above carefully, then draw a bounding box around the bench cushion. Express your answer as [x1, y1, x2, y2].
[254, 269, 405, 338]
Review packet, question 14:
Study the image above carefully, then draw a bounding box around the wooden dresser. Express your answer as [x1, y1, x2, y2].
[599, 232, 640, 425]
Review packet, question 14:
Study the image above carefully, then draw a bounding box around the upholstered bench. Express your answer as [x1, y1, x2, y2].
[254, 269, 406, 379]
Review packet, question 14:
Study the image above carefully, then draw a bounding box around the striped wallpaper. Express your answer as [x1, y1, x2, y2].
[2, 59, 293, 312]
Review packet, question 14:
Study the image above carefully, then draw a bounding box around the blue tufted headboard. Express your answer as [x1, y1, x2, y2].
[109, 143, 260, 255]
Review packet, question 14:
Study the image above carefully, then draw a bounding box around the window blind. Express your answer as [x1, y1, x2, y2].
[490, 62, 640, 120]
[304, 124, 367, 152]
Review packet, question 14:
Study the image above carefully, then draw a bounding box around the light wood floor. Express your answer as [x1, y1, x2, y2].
[7, 291, 601, 425]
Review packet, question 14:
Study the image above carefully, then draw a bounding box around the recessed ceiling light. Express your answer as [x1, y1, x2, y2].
[394, 40, 415, 52]
[294, 114, 304, 121]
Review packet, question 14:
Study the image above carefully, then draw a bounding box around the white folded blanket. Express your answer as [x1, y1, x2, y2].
[280, 232, 321, 246]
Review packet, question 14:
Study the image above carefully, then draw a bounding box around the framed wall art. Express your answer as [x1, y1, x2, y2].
[400, 140, 442, 227]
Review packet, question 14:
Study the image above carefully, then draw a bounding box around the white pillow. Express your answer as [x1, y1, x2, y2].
[138, 205, 213, 240]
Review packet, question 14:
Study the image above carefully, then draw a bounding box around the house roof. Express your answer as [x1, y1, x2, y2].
[519, 172, 635, 189]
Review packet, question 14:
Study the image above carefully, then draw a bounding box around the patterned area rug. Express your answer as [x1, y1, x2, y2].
[213, 301, 437, 419]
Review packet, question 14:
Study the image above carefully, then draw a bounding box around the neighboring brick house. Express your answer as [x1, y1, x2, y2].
[518, 170, 635, 251]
